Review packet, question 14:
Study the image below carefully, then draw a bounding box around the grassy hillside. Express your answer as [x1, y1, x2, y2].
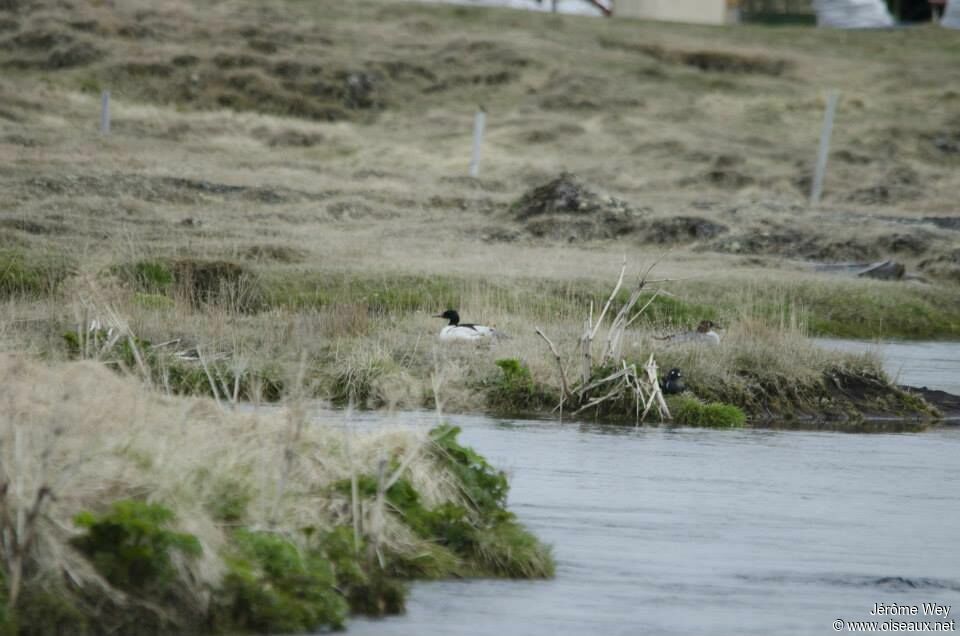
[0, 0, 957, 422]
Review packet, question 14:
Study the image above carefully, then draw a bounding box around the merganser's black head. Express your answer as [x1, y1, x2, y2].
[662, 367, 686, 395]
[696, 320, 718, 333]
[434, 309, 460, 325]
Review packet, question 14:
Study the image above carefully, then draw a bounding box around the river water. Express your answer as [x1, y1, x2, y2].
[342, 341, 960, 635]
[814, 338, 960, 396]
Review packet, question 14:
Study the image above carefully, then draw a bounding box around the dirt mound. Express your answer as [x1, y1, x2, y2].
[922, 216, 960, 231]
[918, 248, 960, 284]
[806, 238, 881, 262]
[538, 72, 625, 111]
[708, 220, 936, 265]
[510, 173, 641, 241]
[877, 232, 931, 256]
[253, 126, 325, 148]
[638, 216, 728, 244]
[522, 123, 586, 144]
[845, 166, 924, 205]
[598, 37, 791, 76]
[709, 223, 808, 256]
[709, 222, 881, 262]
[0, 217, 66, 236]
[0, 23, 104, 70]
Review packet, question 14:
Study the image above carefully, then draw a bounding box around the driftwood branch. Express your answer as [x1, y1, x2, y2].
[533, 260, 673, 424]
[535, 327, 571, 403]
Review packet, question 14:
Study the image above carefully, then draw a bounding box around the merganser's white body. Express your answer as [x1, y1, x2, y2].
[434, 310, 503, 342]
[659, 320, 721, 346]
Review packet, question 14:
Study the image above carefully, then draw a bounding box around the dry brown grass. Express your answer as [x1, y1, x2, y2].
[0, 354, 465, 615]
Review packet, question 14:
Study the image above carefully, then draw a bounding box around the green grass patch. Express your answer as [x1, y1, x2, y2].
[263, 271, 463, 314]
[111, 258, 265, 313]
[669, 395, 746, 428]
[0, 249, 72, 299]
[112, 259, 174, 293]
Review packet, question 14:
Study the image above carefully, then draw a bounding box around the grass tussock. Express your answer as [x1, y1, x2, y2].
[0, 356, 553, 634]
[0, 249, 72, 300]
[669, 395, 746, 428]
[650, 315, 934, 422]
[112, 258, 264, 314]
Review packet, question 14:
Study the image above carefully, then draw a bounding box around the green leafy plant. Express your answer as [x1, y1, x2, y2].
[488, 358, 556, 412]
[214, 530, 347, 632]
[71, 500, 201, 594]
[430, 424, 509, 518]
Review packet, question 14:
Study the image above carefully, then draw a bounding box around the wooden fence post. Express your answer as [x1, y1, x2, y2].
[810, 91, 839, 206]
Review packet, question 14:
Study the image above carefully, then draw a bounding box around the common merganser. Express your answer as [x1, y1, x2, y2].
[660, 368, 686, 395]
[657, 320, 721, 346]
[434, 309, 503, 341]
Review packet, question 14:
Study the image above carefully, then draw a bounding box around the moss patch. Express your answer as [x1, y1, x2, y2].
[669, 395, 746, 428]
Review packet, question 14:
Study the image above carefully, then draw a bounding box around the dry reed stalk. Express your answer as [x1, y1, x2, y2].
[198, 348, 223, 408]
[537, 262, 673, 423]
[369, 455, 387, 569]
[535, 327, 570, 419]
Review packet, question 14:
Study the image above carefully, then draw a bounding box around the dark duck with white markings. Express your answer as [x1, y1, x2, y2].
[434, 309, 504, 341]
[660, 368, 686, 395]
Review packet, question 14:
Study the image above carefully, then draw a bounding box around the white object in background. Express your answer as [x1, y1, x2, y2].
[811, 91, 840, 206]
[813, 0, 894, 28]
[942, 0, 960, 27]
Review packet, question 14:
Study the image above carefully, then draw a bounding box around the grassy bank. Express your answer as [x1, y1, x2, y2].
[0, 255, 939, 427]
[0, 357, 553, 635]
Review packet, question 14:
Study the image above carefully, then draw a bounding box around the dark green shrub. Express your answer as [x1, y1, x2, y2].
[487, 358, 557, 413]
[11, 583, 89, 636]
[71, 500, 201, 594]
[320, 525, 408, 615]
[214, 530, 347, 632]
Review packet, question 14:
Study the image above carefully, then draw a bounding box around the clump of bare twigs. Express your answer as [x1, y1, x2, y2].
[535, 260, 671, 423]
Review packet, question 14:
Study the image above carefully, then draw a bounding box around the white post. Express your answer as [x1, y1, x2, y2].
[100, 90, 111, 135]
[810, 91, 839, 206]
[468, 106, 486, 178]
